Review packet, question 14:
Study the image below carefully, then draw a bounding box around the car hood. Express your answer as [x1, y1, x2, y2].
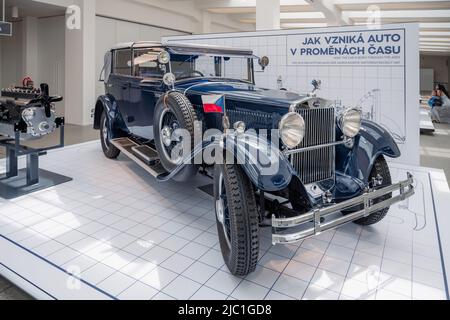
[174, 79, 308, 108]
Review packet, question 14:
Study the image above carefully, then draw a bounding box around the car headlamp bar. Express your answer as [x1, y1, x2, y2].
[283, 138, 353, 156]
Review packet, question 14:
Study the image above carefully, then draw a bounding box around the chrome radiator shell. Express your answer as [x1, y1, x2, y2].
[226, 106, 336, 185]
[292, 107, 336, 184]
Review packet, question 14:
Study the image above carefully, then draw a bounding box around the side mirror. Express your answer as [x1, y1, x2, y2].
[258, 56, 270, 70]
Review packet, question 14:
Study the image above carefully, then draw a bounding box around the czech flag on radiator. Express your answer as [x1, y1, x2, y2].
[202, 95, 225, 113]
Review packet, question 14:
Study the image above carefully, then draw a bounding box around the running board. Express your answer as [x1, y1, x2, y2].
[110, 138, 167, 178]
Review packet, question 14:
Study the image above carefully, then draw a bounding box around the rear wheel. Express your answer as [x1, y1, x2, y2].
[100, 110, 120, 159]
[349, 156, 392, 226]
[214, 164, 259, 276]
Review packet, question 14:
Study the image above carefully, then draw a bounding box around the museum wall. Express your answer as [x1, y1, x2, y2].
[0, 17, 66, 116]
[37, 16, 66, 116]
[1, 21, 23, 89]
[2, 0, 252, 126]
[420, 54, 450, 86]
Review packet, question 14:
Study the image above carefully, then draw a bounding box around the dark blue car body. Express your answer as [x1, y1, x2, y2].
[94, 42, 401, 208]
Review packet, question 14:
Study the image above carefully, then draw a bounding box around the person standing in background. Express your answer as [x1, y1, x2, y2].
[430, 84, 450, 123]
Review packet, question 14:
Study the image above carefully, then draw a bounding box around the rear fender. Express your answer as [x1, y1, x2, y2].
[93, 95, 128, 139]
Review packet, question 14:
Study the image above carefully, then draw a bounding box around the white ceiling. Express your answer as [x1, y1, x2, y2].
[180, 0, 450, 53]
[1, 0, 448, 53]
[3, 0, 66, 20]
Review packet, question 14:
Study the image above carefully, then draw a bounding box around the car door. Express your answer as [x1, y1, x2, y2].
[127, 47, 165, 140]
[109, 49, 133, 128]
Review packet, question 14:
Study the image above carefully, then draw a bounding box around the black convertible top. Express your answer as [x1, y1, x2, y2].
[111, 41, 256, 57]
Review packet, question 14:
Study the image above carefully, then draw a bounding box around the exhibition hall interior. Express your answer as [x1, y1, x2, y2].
[0, 0, 449, 302]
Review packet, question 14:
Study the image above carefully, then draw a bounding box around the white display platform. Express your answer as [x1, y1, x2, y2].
[420, 107, 435, 133]
[1, 141, 449, 300]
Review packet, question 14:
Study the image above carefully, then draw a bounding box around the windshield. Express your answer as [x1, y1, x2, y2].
[170, 54, 253, 83]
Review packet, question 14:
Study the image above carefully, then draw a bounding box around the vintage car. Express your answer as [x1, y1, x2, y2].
[94, 41, 415, 276]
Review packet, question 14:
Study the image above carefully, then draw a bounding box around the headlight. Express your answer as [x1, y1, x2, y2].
[163, 73, 176, 86]
[233, 121, 246, 134]
[340, 108, 362, 138]
[279, 112, 305, 149]
[158, 51, 171, 64]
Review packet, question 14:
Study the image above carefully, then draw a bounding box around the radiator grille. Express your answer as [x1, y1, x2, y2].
[227, 109, 273, 130]
[227, 107, 336, 185]
[292, 108, 336, 184]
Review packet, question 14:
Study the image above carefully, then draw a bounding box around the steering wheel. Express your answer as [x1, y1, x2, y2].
[178, 70, 205, 79]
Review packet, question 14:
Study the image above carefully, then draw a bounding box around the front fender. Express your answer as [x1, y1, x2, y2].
[158, 132, 295, 192]
[225, 134, 295, 192]
[93, 95, 128, 139]
[337, 120, 401, 183]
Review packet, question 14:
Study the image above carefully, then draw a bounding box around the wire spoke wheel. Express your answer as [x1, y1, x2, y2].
[159, 109, 183, 164]
[214, 163, 259, 276]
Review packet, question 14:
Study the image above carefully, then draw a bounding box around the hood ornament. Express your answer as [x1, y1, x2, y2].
[310, 79, 322, 97]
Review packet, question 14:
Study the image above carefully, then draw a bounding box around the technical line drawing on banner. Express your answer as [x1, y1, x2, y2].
[163, 23, 420, 166]
[356, 89, 407, 144]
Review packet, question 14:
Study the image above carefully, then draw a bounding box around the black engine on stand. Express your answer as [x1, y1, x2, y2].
[0, 83, 64, 140]
[0, 80, 71, 200]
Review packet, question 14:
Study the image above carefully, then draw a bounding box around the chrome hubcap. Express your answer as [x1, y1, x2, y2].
[159, 109, 183, 165]
[216, 199, 225, 224]
[161, 126, 173, 147]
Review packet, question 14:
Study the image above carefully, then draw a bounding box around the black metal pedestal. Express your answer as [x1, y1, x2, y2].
[0, 168, 72, 200]
[0, 123, 72, 200]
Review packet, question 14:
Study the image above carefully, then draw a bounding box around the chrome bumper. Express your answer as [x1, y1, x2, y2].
[272, 173, 415, 245]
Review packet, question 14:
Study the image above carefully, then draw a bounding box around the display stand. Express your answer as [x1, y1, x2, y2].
[420, 106, 435, 134]
[0, 120, 72, 199]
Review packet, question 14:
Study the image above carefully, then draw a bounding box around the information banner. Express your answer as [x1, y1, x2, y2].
[164, 24, 420, 166]
[287, 29, 405, 66]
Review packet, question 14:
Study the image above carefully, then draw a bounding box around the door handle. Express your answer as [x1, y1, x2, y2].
[122, 84, 129, 90]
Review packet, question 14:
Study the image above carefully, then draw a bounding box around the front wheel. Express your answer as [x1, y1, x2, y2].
[214, 164, 260, 276]
[348, 156, 392, 226]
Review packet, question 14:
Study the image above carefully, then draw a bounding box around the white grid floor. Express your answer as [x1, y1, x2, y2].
[0, 141, 448, 300]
